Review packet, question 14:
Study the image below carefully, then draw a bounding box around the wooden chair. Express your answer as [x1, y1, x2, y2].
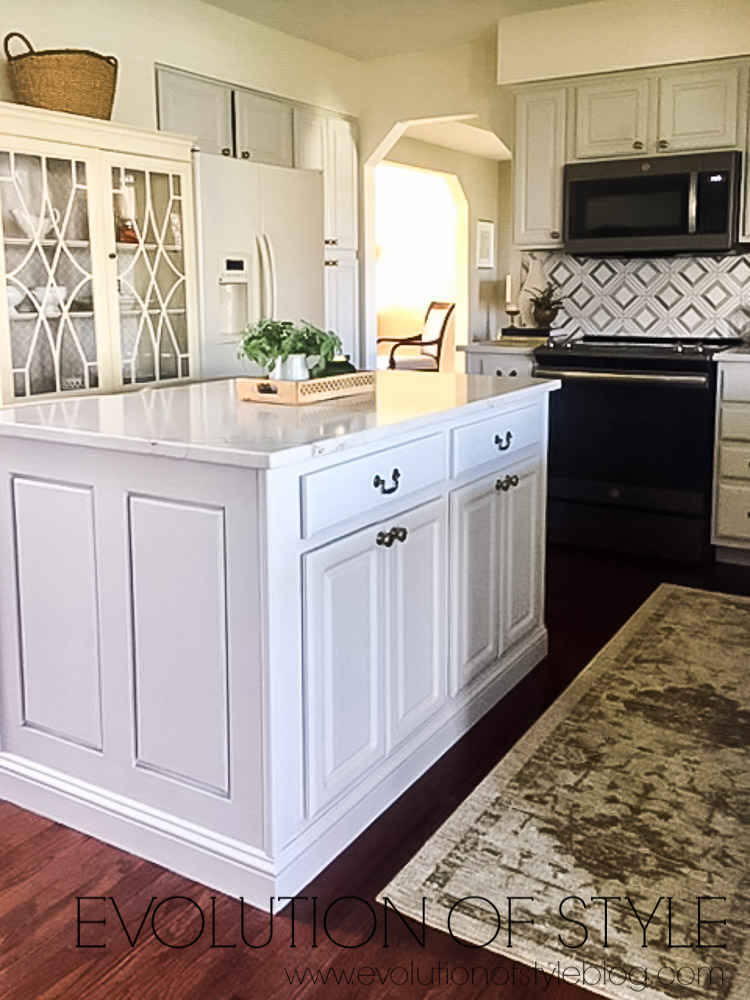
[377, 301, 455, 371]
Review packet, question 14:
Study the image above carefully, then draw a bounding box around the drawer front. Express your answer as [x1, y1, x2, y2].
[479, 355, 534, 379]
[719, 442, 750, 481]
[451, 404, 541, 479]
[716, 483, 750, 542]
[302, 433, 445, 537]
[721, 365, 750, 404]
[721, 404, 750, 441]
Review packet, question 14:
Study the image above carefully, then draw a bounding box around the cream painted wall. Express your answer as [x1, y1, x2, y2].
[0, 0, 361, 128]
[384, 138, 505, 344]
[360, 37, 514, 163]
[498, 0, 750, 84]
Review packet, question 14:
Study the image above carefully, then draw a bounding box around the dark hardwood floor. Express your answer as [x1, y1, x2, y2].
[1, 545, 748, 999]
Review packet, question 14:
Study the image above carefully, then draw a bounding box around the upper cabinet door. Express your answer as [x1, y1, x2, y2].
[513, 87, 566, 248]
[234, 90, 293, 168]
[156, 68, 233, 157]
[657, 64, 741, 152]
[293, 107, 327, 171]
[326, 116, 358, 250]
[574, 76, 650, 158]
[0, 142, 111, 404]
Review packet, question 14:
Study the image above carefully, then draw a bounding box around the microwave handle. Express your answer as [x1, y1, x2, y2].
[688, 173, 698, 235]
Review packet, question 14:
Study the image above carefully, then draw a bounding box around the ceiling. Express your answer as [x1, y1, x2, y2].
[402, 120, 512, 160]
[199, 0, 603, 61]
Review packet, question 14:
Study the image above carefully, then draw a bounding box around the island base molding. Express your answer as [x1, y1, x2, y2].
[0, 629, 546, 909]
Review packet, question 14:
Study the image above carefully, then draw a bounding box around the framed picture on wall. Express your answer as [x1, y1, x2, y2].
[476, 219, 495, 269]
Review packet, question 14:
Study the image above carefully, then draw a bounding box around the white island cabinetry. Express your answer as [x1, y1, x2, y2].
[0, 372, 557, 906]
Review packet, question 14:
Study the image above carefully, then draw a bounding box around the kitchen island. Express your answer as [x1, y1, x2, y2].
[0, 372, 557, 906]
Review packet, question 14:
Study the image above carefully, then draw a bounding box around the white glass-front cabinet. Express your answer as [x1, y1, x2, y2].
[0, 104, 197, 405]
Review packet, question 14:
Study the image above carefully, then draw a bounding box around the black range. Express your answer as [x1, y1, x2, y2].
[533, 335, 741, 563]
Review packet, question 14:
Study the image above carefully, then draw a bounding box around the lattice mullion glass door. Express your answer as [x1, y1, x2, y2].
[0, 139, 112, 404]
[105, 154, 195, 387]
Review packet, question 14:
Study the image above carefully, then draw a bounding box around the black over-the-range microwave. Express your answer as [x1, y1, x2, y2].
[563, 150, 741, 255]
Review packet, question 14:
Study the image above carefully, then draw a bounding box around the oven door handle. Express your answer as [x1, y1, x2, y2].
[533, 368, 709, 388]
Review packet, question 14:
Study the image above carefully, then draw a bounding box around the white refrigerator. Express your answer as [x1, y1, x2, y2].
[194, 153, 325, 377]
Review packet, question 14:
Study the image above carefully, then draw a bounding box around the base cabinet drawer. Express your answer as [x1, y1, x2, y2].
[721, 366, 750, 404]
[721, 404, 750, 441]
[301, 433, 445, 537]
[451, 404, 541, 479]
[716, 483, 750, 541]
[719, 443, 750, 481]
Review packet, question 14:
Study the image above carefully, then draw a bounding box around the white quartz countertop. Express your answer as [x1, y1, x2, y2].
[459, 337, 546, 355]
[716, 343, 750, 361]
[0, 372, 558, 470]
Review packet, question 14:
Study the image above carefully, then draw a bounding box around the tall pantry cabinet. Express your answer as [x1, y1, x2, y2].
[0, 102, 198, 405]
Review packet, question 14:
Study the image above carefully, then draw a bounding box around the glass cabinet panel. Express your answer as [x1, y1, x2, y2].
[0, 150, 99, 398]
[111, 165, 190, 385]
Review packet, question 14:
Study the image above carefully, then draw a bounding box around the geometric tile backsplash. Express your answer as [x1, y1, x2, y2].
[525, 251, 750, 340]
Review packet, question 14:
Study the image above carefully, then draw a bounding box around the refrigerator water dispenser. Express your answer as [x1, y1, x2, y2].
[217, 258, 251, 341]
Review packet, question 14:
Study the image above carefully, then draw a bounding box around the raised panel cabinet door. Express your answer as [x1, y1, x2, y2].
[303, 525, 385, 816]
[513, 87, 566, 247]
[156, 69, 233, 157]
[449, 472, 501, 695]
[386, 498, 448, 750]
[324, 249, 359, 366]
[326, 116, 358, 249]
[498, 457, 544, 653]
[293, 107, 327, 171]
[574, 76, 649, 158]
[234, 90, 293, 168]
[657, 65, 741, 152]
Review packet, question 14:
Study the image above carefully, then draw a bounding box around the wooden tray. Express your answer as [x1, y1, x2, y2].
[237, 371, 375, 406]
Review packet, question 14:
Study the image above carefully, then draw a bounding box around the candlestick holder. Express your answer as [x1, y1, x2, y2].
[505, 305, 520, 328]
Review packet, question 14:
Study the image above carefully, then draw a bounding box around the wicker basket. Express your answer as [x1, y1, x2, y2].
[3, 32, 118, 120]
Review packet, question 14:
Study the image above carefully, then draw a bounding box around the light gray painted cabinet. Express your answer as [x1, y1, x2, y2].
[156, 69, 233, 156]
[512, 85, 566, 248]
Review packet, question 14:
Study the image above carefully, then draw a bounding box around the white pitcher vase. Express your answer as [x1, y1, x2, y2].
[519, 254, 546, 328]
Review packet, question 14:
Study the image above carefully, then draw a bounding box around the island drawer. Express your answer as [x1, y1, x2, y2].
[718, 443, 750, 481]
[721, 366, 750, 404]
[301, 433, 445, 537]
[716, 483, 750, 541]
[450, 403, 541, 479]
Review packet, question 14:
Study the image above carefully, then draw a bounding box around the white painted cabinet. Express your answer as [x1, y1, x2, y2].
[0, 377, 555, 907]
[657, 63, 741, 152]
[0, 104, 198, 404]
[294, 109, 359, 251]
[234, 90, 294, 167]
[513, 85, 567, 248]
[450, 456, 544, 695]
[324, 250, 359, 362]
[304, 498, 447, 815]
[713, 354, 750, 561]
[574, 77, 649, 158]
[463, 348, 535, 379]
[571, 60, 745, 160]
[156, 68, 233, 157]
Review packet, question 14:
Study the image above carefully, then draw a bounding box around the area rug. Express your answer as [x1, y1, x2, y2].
[380, 584, 750, 1000]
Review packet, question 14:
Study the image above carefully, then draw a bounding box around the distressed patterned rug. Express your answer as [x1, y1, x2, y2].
[380, 585, 750, 1000]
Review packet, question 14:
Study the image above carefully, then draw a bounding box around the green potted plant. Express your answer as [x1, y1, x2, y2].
[528, 282, 564, 328]
[237, 318, 343, 380]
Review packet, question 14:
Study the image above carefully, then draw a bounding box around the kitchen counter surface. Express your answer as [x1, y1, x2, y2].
[460, 337, 547, 355]
[716, 343, 750, 361]
[0, 372, 558, 470]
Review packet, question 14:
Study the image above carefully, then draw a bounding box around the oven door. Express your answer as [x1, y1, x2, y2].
[537, 368, 716, 561]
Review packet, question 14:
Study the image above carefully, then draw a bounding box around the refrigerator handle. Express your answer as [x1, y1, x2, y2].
[256, 232, 272, 319]
[263, 234, 278, 318]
